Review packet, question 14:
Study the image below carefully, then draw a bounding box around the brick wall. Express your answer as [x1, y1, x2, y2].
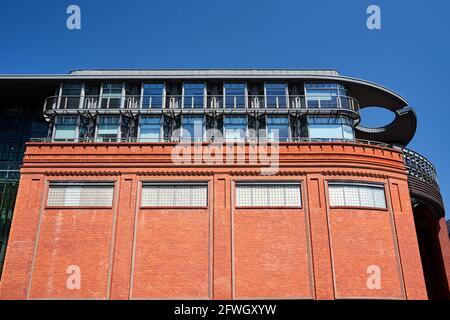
[0, 142, 429, 299]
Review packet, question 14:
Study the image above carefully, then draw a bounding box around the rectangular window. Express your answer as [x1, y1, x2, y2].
[267, 116, 290, 141]
[305, 83, 348, 109]
[182, 115, 204, 142]
[143, 83, 164, 108]
[236, 183, 301, 207]
[265, 83, 287, 108]
[224, 115, 247, 141]
[54, 116, 78, 141]
[224, 83, 246, 108]
[139, 116, 162, 141]
[101, 83, 123, 109]
[183, 83, 205, 108]
[97, 116, 120, 142]
[60, 83, 82, 109]
[141, 183, 207, 207]
[307, 116, 355, 140]
[47, 182, 114, 207]
[328, 183, 387, 209]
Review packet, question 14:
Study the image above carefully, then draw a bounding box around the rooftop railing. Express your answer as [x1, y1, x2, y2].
[44, 95, 360, 114]
[402, 148, 439, 190]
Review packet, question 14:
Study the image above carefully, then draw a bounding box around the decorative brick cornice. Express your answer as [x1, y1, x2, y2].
[44, 171, 121, 177]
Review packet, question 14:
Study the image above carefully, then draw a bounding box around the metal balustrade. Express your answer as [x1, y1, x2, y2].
[44, 95, 360, 113]
[402, 148, 439, 190]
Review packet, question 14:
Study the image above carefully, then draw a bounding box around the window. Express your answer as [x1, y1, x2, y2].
[60, 83, 82, 109]
[328, 183, 387, 209]
[224, 115, 247, 141]
[305, 83, 348, 109]
[47, 182, 114, 207]
[183, 83, 205, 108]
[236, 183, 301, 207]
[101, 83, 123, 108]
[182, 116, 204, 142]
[307, 116, 355, 140]
[96, 116, 120, 142]
[141, 183, 207, 207]
[143, 83, 164, 108]
[224, 83, 246, 108]
[267, 116, 290, 141]
[265, 83, 287, 108]
[54, 116, 78, 141]
[139, 116, 162, 141]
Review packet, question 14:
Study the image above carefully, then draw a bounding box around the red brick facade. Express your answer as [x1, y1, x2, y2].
[0, 142, 429, 299]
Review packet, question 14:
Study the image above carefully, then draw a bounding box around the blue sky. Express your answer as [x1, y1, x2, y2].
[0, 0, 449, 218]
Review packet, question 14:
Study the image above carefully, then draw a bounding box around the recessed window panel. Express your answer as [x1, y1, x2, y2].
[54, 116, 77, 141]
[265, 83, 287, 108]
[97, 116, 120, 142]
[267, 116, 290, 141]
[141, 184, 207, 207]
[305, 83, 348, 109]
[182, 116, 204, 142]
[183, 83, 205, 108]
[101, 83, 123, 108]
[60, 83, 82, 109]
[224, 83, 246, 108]
[143, 83, 164, 108]
[47, 183, 114, 207]
[236, 183, 301, 207]
[307, 116, 355, 140]
[139, 116, 162, 141]
[328, 183, 387, 209]
[224, 115, 247, 141]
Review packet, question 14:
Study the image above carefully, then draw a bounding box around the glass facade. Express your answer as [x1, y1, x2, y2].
[142, 83, 164, 109]
[101, 83, 123, 109]
[183, 83, 205, 109]
[307, 116, 355, 140]
[54, 116, 78, 141]
[96, 116, 120, 142]
[182, 115, 204, 141]
[139, 116, 162, 141]
[265, 83, 287, 108]
[267, 116, 290, 141]
[305, 83, 348, 108]
[223, 115, 247, 141]
[224, 83, 246, 108]
[0, 105, 48, 277]
[48, 81, 359, 143]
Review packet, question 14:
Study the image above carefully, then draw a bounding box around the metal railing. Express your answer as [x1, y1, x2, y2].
[44, 95, 360, 113]
[402, 148, 439, 189]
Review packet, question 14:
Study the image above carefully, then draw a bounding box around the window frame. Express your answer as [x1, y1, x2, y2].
[141, 82, 166, 109]
[182, 82, 207, 109]
[181, 114, 206, 142]
[140, 182, 209, 208]
[235, 181, 303, 209]
[264, 82, 289, 109]
[95, 115, 121, 142]
[52, 115, 79, 142]
[223, 82, 248, 109]
[265, 115, 291, 142]
[46, 181, 115, 208]
[327, 181, 388, 210]
[138, 115, 163, 142]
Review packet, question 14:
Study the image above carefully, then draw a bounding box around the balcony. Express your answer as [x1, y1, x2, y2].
[402, 148, 444, 216]
[43, 94, 360, 118]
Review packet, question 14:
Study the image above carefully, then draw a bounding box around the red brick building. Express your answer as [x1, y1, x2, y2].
[0, 69, 448, 299]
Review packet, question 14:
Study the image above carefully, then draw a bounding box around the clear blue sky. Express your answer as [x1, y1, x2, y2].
[0, 0, 448, 218]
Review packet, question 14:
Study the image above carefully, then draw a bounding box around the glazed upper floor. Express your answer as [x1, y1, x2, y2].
[0, 69, 417, 146]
